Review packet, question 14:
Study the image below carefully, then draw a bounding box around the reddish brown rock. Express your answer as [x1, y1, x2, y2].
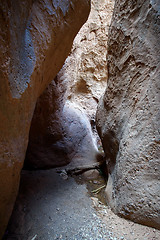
[96, 0, 160, 229]
[0, 0, 90, 237]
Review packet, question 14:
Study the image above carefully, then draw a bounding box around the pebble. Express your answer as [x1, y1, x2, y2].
[93, 180, 99, 184]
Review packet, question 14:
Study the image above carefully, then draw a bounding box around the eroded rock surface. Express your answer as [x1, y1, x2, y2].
[26, 0, 114, 169]
[0, 0, 90, 236]
[96, 0, 160, 229]
[60, 0, 114, 137]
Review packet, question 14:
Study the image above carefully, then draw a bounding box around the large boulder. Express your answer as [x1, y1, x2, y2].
[96, 0, 160, 229]
[0, 0, 90, 237]
[25, 76, 102, 169]
[62, 101, 102, 167]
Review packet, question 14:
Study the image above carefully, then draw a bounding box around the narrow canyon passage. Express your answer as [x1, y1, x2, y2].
[0, 0, 159, 239]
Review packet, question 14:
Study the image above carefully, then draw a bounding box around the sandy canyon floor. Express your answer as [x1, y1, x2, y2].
[3, 168, 160, 240]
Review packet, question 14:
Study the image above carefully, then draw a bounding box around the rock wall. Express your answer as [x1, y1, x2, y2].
[0, 0, 90, 237]
[24, 76, 69, 169]
[60, 0, 114, 121]
[26, 0, 114, 168]
[96, 0, 160, 229]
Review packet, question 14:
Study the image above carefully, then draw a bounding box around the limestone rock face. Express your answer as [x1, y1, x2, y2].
[26, 0, 114, 169]
[96, 0, 160, 229]
[0, 0, 90, 236]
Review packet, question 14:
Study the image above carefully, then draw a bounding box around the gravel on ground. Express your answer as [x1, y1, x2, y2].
[3, 169, 160, 240]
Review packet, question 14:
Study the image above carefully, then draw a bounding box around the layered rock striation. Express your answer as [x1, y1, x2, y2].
[96, 0, 160, 229]
[0, 0, 90, 237]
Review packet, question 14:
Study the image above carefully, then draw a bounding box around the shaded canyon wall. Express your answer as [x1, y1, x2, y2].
[96, 0, 160, 229]
[0, 0, 90, 237]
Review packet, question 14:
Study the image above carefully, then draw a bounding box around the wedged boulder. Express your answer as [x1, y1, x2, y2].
[0, 0, 90, 237]
[62, 102, 102, 167]
[25, 78, 102, 169]
[96, 0, 160, 229]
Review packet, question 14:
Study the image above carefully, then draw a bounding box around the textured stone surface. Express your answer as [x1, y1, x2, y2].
[0, 0, 90, 237]
[96, 0, 160, 229]
[60, 0, 114, 131]
[26, 0, 114, 169]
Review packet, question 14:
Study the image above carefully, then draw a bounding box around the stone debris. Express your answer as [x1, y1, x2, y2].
[59, 170, 68, 180]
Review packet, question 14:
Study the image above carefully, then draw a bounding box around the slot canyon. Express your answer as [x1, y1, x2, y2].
[0, 0, 160, 239]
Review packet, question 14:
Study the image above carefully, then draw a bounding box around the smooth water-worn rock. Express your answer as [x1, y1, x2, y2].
[62, 102, 103, 167]
[96, 0, 160, 229]
[25, 79, 102, 169]
[0, 0, 90, 237]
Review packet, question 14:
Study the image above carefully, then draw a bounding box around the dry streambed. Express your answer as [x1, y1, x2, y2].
[3, 168, 160, 240]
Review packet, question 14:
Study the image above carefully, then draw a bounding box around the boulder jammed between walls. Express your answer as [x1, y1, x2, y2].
[0, 0, 90, 237]
[96, 0, 160, 229]
[25, 75, 102, 169]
